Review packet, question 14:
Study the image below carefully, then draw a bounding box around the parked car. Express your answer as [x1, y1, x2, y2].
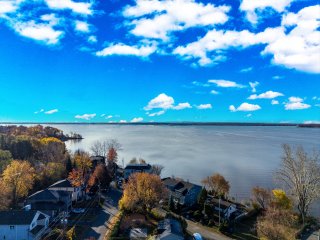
[193, 233, 203, 240]
[72, 208, 85, 214]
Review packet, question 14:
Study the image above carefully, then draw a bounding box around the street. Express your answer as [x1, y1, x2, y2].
[186, 220, 232, 240]
[83, 187, 122, 240]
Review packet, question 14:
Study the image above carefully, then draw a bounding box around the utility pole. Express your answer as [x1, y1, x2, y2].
[218, 197, 221, 227]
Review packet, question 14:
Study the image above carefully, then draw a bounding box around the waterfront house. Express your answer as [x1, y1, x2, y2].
[156, 218, 184, 240]
[48, 179, 84, 202]
[25, 189, 72, 218]
[0, 210, 50, 240]
[162, 177, 202, 207]
[210, 198, 237, 220]
[124, 163, 152, 180]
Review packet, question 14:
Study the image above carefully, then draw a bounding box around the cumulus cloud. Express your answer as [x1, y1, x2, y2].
[229, 102, 261, 112]
[271, 99, 279, 105]
[249, 81, 259, 93]
[192, 81, 210, 87]
[75, 21, 90, 33]
[45, 109, 58, 114]
[240, 0, 292, 24]
[75, 113, 96, 120]
[196, 104, 212, 110]
[209, 80, 245, 88]
[34, 109, 45, 114]
[88, 35, 97, 43]
[144, 93, 175, 110]
[96, 42, 156, 57]
[45, 0, 93, 15]
[119, 120, 127, 123]
[248, 90, 284, 99]
[284, 97, 311, 110]
[131, 117, 143, 122]
[172, 102, 192, 110]
[122, 0, 230, 41]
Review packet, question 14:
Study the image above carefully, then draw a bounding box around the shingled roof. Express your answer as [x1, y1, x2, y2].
[0, 211, 37, 225]
[49, 179, 72, 188]
[162, 177, 202, 196]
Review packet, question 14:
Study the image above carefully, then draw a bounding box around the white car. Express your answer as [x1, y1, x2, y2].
[193, 233, 203, 240]
[72, 208, 85, 214]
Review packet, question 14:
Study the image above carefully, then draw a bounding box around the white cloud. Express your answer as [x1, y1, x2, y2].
[248, 90, 284, 99]
[131, 117, 143, 123]
[196, 104, 212, 110]
[262, 5, 320, 73]
[0, 1, 18, 15]
[192, 81, 210, 87]
[249, 81, 259, 93]
[45, 0, 93, 15]
[172, 102, 192, 110]
[122, 0, 230, 41]
[96, 43, 156, 57]
[88, 35, 97, 43]
[209, 79, 245, 88]
[210, 90, 219, 95]
[284, 96, 311, 110]
[106, 115, 113, 119]
[13, 20, 64, 45]
[240, 67, 253, 73]
[148, 110, 165, 117]
[119, 120, 127, 123]
[75, 113, 96, 120]
[75, 21, 90, 33]
[271, 99, 279, 105]
[272, 75, 284, 80]
[240, 0, 292, 24]
[34, 109, 44, 114]
[304, 121, 320, 124]
[229, 102, 261, 112]
[45, 109, 58, 114]
[144, 93, 175, 110]
[100, 114, 105, 117]
[246, 113, 252, 117]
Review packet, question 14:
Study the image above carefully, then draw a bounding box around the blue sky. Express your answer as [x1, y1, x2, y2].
[0, 0, 319, 123]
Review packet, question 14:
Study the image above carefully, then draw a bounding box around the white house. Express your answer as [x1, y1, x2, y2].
[211, 198, 237, 220]
[48, 179, 83, 201]
[0, 210, 50, 240]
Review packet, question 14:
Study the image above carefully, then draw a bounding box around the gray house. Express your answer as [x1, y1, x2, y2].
[0, 210, 50, 240]
[156, 218, 184, 240]
[124, 164, 152, 180]
[25, 189, 72, 218]
[162, 178, 202, 207]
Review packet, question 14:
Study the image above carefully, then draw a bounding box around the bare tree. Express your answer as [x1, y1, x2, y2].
[276, 144, 320, 224]
[252, 186, 271, 210]
[150, 164, 164, 176]
[90, 139, 122, 157]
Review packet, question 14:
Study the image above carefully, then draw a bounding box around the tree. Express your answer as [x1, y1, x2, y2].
[0, 149, 12, 173]
[198, 188, 208, 206]
[150, 164, 164, 176]
[65, 155, 72, 174]
[119, 172, 167, 213]
[202, 173, 230, 197]
[90, 139, 122, 157]
[272, 189, 292, 210]
[74, 151, 92, 177]
[68, 169, 84, 187]
[0, 180, 11, 210]
[251, 186, 271, 210]
[88, 164, 112, 191]
[2, 160, 35, 207]
[276, 144, 320, 224]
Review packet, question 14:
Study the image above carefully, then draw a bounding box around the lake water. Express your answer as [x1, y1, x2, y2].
[50, 124, 320, 215]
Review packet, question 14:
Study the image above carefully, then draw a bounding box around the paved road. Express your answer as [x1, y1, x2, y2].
[83, 188, 122, 240]
[187, 220, 232, 240]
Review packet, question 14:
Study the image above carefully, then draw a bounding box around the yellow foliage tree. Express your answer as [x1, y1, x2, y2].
[119, 172, 167, 213]
[2, 160, 35, 207]
[272, 189, 292, 210]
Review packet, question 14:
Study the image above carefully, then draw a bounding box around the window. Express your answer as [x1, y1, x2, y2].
[10, 225, 15, 230]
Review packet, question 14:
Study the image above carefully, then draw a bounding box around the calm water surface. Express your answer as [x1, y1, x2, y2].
[50, 124, 320, 215]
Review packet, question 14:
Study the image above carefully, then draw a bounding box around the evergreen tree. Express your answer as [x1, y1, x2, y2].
[198, 187, 208, 206]
[66, 155, 72, 174]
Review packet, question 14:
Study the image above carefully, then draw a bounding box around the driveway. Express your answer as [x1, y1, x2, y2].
[83, 187, 122, 240]
[187, 220, 232, 240]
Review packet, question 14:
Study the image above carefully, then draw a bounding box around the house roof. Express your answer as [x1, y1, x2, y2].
[49, 179, 73, 188]
[0, 210, 37, 225]
[90, 156, 105, 162]
[28, 189, 71, 202]
[157, 218, 184, 239]
[124, 163, 151, 170]
[30, 225, 45, 236]
[162, 177, 202, 196]
[29, 201, 68, 212]
[211, 198, 236, 209]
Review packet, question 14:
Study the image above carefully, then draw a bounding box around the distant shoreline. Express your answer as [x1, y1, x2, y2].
[0, 122, 319, 128]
